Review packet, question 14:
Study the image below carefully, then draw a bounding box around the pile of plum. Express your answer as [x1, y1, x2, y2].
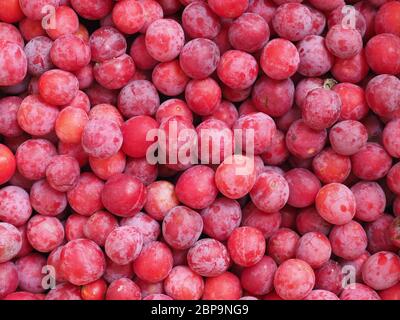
[0, 0, 400, 300]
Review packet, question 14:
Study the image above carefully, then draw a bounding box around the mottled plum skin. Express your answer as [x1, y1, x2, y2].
[134, 278, 164, 299]
[327, 5, 367, 37]
[60, 239, 106, 286]
[365, 33, 400, 75]
[0, 223, 22, 263]
[340, 251, 370, 284]
[334, 83, 368, 121]
[124, 158, 158, 186]
[24, 37, 53, 77]
[329, 221, 368, 260]
[325, 25, 363, 59]
[187, 239, 230, 277]
[93, 54, 136, 90]
[16, 225, 33, 259]
[130, 35, 157, 71]
[284, 168, 321, 208]
[233, 112, 277, 154]
[196, 118, 233, 164]
[0, 186, 32, 227]
[261, 39, 299, 80]
[366, 215, 398, 254]
[16, 253, 47, 293]
[0, 40, 27, 86]
[133, 241, 173, 283]
[203, 100, 238, 128]
[200, 198, 242, 242]
[227, 226, 266, 267]
[89, 151, 126, 181]
[162, 206, 203, 250]
[89, 104, 123, 126]
[362, 252, 400, 291]
[331, 50, 369, 85]
[297, 35, 334, 77]
[164, 266, 204, 300]
[0, 97, 23, 138]
[316, 183, 356, 226]
[89, 27, 127, 63]
[152, 60, 189, 96]
[217, 50, 259, 90]
[180, 38, 220, 79]
[351, 182, 386, 222]
[383, 119, 400, 159]
[314, 260, 343, 296]
[203, 272, 242, 300]
[145, 19, 184, 62]
[296, 207, 331, 236]
[267, 228, 300, 265]
[103, 257, 133, 284]
[0, 262, 19, 299]
[229, 13, 269, 53]
[302, 88, 341, 131]
[84, 211, 118, 247]
[250, 172, 289, 213]
[312, 148, 351, 184]
[144, 181, 179, 221]
[296, 232, 332, 269]
[272, 3, 312, 42]
[304, 290, 339, 300]
[274, 259, 315, 300]
[112, 0, 144, 34]
[185, 78, 222, 116]
[261, 130, 290, 166]
[50, 35, 91, 72]
[118, 80, 159, 118]
[156, 99, 193, 123]
[38, 70, 79, 106]
[240, 256, 277, 296]
[365, 75, 400, 119]
[16, 139, 57, 181]
[106, 278, 141, 300]
[175, 166, 218, 210]
[286, 120, 327, 159]
[351, 143, 392, 181]
[295, 78, 324, 109]
[215, 155, 257, 200]
[121, 213, 160, 245]
[242, 203, 281, 239]
[65, 214, 88, 242]
[82, 119, 123, 159]
[329, 120, 368, 156]
[19, 18, 46, 41]
[46, 155, 80, 192]
[45, 283, 82, 300]
[55, 107, 88, 145]
[17, 95, 59, 137]
[27, 215, 64, 253]
[67, 173, 104, 217]
[182, 2, 220, 39]
[105, 226, 143, 265]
